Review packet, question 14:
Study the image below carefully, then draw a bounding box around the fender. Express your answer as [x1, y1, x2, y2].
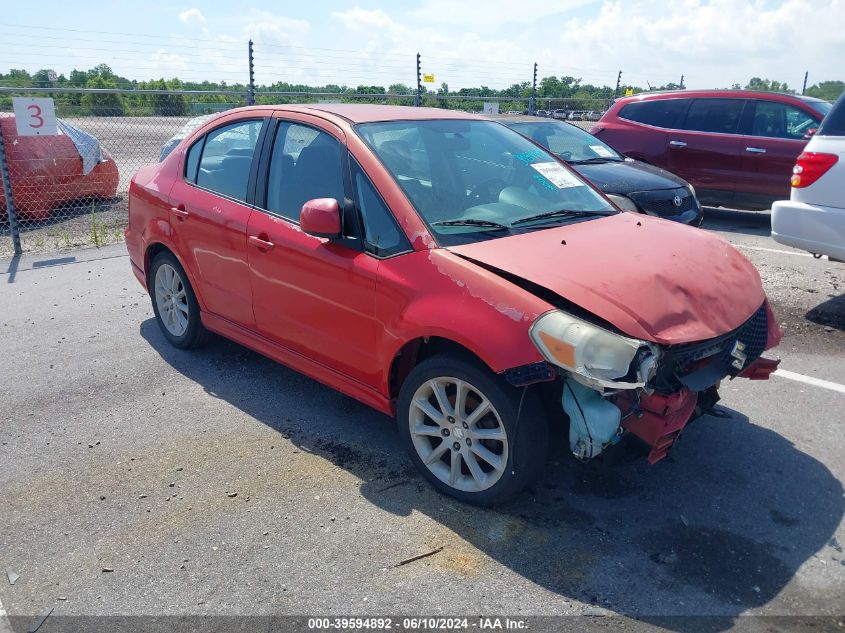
[375, 249, 552, 393]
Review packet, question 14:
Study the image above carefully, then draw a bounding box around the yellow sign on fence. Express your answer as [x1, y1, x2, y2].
[625, 88, 634, 96]
[423, 73, 435, 83]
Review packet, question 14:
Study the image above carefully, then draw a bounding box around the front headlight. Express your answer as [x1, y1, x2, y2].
[529, 310, 657, 389]
[606, 194, 639, 212]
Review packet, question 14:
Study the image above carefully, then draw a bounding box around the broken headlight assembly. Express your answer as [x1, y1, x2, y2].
[529, 310, 659, 390]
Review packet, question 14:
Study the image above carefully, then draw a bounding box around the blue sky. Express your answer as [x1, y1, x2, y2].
[1, 1, 843, 90]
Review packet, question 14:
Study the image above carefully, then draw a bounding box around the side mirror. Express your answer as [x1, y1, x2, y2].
[300, 198, 342, 239]
[803, 127, 818, 140]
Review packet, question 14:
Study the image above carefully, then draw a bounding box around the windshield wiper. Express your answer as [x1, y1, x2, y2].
[511, 209, 611, 226]
[565, 156, 623, 164]
[431, 218, 510, 231]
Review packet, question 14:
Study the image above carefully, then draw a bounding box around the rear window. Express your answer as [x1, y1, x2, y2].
[618, 99, 689, 129]
[818, 93, 845, 136]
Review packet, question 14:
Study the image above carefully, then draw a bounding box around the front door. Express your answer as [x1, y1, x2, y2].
[737, 99, 821, 205]
[247, 118, 382, 387]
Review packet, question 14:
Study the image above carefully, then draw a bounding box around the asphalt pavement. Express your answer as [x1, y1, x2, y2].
[0, 210, 843, 632]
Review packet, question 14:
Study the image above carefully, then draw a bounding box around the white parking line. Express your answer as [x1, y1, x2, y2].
[735, 244, 814, 258]
[0, 596, 13, 633]
[774, 369, 845, 394]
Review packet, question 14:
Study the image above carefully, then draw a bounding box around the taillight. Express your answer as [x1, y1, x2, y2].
[791, 152, 838, 188]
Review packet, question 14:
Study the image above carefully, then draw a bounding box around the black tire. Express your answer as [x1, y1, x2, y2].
[397, 353, 549, 506]
[148, 251, 210, 349]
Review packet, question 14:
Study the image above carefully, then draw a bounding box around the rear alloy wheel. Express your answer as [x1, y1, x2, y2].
[149, 252, 209, 349]
[398, 354, 548, 506]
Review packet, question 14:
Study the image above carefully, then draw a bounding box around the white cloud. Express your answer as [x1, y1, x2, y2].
[178, 8, 207, 30]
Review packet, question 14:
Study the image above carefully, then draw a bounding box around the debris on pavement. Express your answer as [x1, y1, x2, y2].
[101, 567, 114, 573]
[6, 568, 19, 585]
[27, 606, 53, 633]
[396, 546, 444, 567]
[227, 492, 238, 498]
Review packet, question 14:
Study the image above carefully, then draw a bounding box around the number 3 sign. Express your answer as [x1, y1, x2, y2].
[12, 97, 59, 136]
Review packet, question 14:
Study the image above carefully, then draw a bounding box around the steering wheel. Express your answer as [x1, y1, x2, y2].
[468, 177, 508, 203]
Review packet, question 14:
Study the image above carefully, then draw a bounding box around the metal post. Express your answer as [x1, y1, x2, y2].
[247, 39, 256, 106]
[415, 53, 422, 107]
[0, 123, 22, 255]
[802, 71, 808, 95]
[529, 63, 538, 115]
[679, 74, 685, 89]
[614, 70, 622, 98]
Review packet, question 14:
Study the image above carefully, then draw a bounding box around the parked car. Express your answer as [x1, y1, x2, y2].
[568, 111, 587, 121]
[583, 111, 603, 121]
[159, 113, 218, 162]
[772, 91, 845, 261]
[126, 104, 781, 505]
[493, 115, 702, 225]
[0, 113, 118, 221]
[552, 109, 569, 120]
[591, 90, 831, 210]
[535, 109, 550, 118]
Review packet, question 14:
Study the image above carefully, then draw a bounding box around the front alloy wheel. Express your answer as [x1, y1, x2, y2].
[409, 377, 509, 493]
[398, 354, 548, 506]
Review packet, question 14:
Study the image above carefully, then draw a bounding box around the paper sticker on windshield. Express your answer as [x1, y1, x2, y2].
[589, 145, 614, 158]
[530, 162, 584, 189]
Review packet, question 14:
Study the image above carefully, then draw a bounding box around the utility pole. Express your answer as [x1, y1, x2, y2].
[529, 62, 538, 115]
[802, 71, 808, 95]
[679, 74, 685, 89]
[247, 39, 255, 106]
[614, 70, 622, 98]
[415, 53, 422, 107]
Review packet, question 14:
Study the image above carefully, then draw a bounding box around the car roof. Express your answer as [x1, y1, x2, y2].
[614, 89, 829, 104]
[243, 103, 481, 124]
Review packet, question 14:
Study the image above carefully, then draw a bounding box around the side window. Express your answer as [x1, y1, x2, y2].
[185, 137, 204, 183]
[751, 101, 818, 139]
[682, 99, 744, 134]
[618, 99, 689, 128]
[351, 160, 410, 257]
[265, 122, 345, 222]
[195, 119, 263, 201]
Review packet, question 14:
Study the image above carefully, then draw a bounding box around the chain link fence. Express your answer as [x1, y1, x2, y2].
[0, 89, 248, 256]
[0, 87, 610, 256]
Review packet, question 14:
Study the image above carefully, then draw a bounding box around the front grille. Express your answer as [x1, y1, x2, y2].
[652, 304, 769, 393]
[629, 187, 694, 215]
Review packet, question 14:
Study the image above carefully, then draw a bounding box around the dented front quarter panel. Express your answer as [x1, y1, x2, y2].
[374, 249, 551, 388]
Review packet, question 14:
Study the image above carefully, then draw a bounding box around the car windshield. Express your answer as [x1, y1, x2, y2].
[808, 100, 832, 118]
[507, 120, 622, 163]
[355, 119, 616, 246]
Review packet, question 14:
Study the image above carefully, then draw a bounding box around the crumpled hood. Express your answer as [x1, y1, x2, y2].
[446, 213, 765, 345]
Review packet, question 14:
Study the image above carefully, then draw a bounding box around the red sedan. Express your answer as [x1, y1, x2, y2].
[125, 104, 781, 505]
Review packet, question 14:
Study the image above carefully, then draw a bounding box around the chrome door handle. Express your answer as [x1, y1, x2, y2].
[249, 235, 275, 251]
[746, 147, 767, 154]
[669, 140, 687, 147]
[170, 206, 189, 219]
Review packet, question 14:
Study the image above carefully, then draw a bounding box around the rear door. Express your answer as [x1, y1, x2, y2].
[737, 99, 822, 205]
[247, 115, 383, 386]
[666, 98, 747, 203]
[169, 117, 267, 328]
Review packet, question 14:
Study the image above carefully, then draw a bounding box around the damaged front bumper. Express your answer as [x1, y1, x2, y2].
[517, 300, 782, 464]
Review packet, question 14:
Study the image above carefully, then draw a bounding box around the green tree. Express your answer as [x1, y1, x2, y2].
[745, 77, 795, 93]
[81, 75, 124, 116]
[806, 80, 844, 101]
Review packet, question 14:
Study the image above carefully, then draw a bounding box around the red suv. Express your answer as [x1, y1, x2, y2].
[592, 90, 831, 210]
